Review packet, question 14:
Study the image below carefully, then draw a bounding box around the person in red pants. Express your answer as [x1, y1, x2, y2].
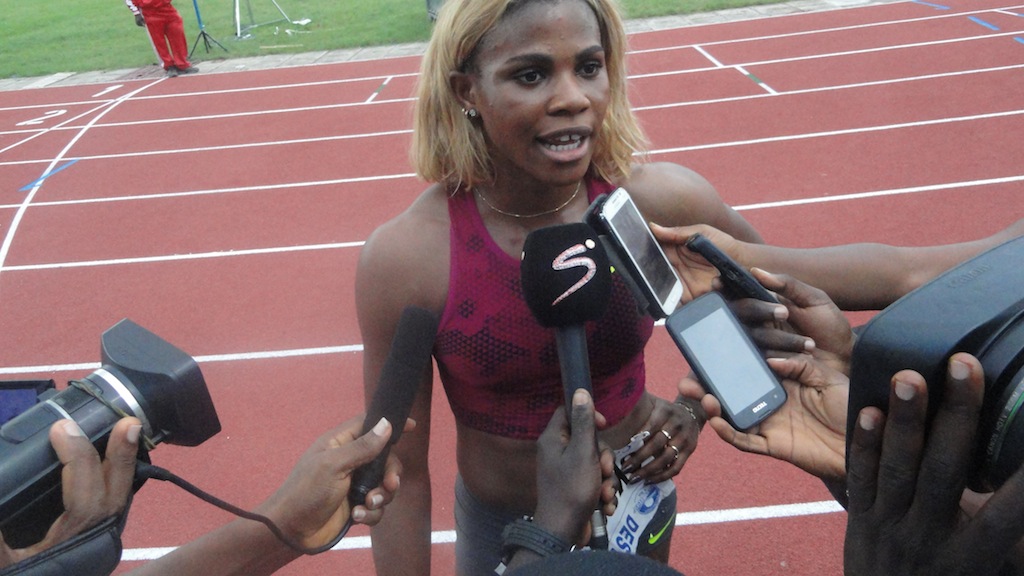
[125, 0, 199, 77]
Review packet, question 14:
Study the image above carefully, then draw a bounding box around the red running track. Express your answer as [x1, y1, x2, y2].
[1, 0, 1022, 574]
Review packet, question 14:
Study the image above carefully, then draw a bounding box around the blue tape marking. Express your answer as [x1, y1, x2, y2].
[18, 159, 80, 192]
[968, 15, 1000, 30]
[911, 0, 950, 9]
[1015, 36, 1024, 44]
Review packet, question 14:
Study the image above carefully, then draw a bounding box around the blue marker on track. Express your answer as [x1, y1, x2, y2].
[911, 0, 950, 9]
[18, 159, 79, 192]
[967, 16, 1000, 30]
[1015, 36, 1024, 45]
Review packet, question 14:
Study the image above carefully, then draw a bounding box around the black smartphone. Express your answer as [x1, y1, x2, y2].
[685, 233, 778, 303]
[665, 291, 787, 430]
[588, 188, 685, 318]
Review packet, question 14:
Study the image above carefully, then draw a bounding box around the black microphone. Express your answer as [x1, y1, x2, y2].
[521, 222, 611, 408]
[348, 306, 438, 509]
[520, 222, 612, 549]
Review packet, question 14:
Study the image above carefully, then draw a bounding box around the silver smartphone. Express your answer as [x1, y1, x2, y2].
[594, 188, 685, 318]
[666, 291, 787, 430]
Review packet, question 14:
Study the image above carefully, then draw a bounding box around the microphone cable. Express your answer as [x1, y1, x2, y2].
[134, 461, 352, 556]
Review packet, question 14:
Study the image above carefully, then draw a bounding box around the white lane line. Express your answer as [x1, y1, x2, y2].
[649, 108, 1024, 155]
[0, 241, 365, 272]
[0, 344, 365, 375]
[0, 80, 165, 286]
[0, 174, 1017, 275]
[118, 500, 844, 560]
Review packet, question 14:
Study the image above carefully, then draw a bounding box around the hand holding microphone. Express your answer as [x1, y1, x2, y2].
[349, 306, 438, 510]
[521, 222, 613, 549]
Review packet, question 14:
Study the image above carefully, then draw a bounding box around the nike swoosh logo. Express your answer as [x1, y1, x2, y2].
[647, 514, 675, 545]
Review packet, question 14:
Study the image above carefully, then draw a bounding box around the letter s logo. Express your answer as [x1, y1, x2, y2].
[550, 241, 596, 306]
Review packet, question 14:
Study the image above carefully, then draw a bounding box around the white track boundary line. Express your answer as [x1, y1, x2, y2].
[0, 80, 164, 289]
[0, 172, 416, 210]
[650, 108, 1024, 155]
[0, 174, 1017, 275]
[632, 3, 1024, 55]
[0, 344, 365, 375]
[5, 5, 1022, 139]
[0, 241, 366, 272]
[0, 129, 413, 167]
[5, 2, 1021, 117]
[0, 73, 420, 114]
[4, 98, 1021, 171]
[631, 28, 1024, 81]
[118, 500, 844, 560]
[634, 62, 1024, 111]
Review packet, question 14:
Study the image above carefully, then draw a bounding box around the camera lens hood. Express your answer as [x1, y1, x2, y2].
[98, 319, 220, 446]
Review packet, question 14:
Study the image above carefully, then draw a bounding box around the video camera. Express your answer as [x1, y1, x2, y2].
[0, 319, 220, 548]
[849, 235, 1024, 491]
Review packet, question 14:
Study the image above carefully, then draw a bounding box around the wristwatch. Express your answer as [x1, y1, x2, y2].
[494, 516, 572, 574]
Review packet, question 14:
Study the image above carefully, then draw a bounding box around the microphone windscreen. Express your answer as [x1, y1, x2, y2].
[521, 222, 612, 327]
[349, 306, 437, 507]
[360, 306, 439, 441]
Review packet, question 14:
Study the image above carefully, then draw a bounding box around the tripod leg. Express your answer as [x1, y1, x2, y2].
[190, 30, 228, 58]
[207, 32, 227, 52]
[190, 31, 204, 58]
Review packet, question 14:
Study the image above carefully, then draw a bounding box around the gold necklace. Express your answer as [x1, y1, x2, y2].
[476, 181, 582, 219]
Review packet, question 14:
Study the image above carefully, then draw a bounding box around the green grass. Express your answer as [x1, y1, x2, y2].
[0, 0, 785, 79]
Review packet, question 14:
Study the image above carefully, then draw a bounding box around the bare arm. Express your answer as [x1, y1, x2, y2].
[129, 416, 401, 576]
[653, 218, 1024, 310]
[628, 162, 764, 244]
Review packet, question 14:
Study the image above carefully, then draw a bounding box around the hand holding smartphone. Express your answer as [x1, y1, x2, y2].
[585, 188, 685, 319]
[684, 233, 778, 303]
[665, 291, 786, 430]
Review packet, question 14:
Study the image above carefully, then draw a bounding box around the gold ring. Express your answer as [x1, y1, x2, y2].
[668, 444, 680, 460]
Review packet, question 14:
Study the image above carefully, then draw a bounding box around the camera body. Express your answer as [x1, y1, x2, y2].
[0, 319, 221, 548]
[848, 235, 1024, 491]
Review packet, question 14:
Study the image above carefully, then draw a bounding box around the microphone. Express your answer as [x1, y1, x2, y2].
[520, 222, 612, 549]
[348, 306, 438, 509]
[521, 222, 611, 408]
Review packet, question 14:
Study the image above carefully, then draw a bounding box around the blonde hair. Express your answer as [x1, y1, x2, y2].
[410, 0, 649, 191]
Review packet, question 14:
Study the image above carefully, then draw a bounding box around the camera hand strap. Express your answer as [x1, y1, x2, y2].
[0, 496, 131, 576]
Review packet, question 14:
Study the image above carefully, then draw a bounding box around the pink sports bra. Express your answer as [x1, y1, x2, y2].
[434, 177, 653, 440]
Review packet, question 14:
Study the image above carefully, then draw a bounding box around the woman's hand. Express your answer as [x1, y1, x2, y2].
[621, 395, 704, 485]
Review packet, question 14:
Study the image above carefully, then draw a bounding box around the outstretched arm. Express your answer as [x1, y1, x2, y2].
[128, 415, 402, 576]
[652, 218, 1024, 310]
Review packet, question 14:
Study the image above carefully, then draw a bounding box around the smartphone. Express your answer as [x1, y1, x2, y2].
[665, 291, 786, 430]
[685, 233, 778, 303]
[590, 188, 685, 318]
